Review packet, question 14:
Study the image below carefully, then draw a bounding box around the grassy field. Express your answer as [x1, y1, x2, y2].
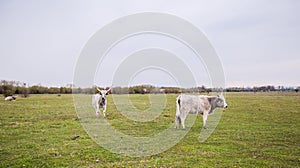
[0, 92, 299, 167]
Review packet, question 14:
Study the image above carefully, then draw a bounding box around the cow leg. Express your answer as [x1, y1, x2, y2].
[103, 106, 106, 118]
[95, 105, 100, 118]
[181, 113, 187, 130]
[174, 116, 181, 129]
[96, 110, 99, 118]
[203, 111, 208, 129]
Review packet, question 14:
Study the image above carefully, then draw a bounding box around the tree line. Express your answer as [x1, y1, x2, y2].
[0, 80, 73, 97]
[1, 80, 299, 97]
[226, 85, 299, 92]
[0, 81, 212, 97]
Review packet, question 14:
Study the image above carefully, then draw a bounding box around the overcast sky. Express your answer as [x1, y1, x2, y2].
[0, 0, 299, 87]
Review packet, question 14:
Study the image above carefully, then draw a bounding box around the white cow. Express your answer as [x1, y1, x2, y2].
[175, 94, 227, 129]
[92, 87, 111, 118]
[4, 96, 17, 101]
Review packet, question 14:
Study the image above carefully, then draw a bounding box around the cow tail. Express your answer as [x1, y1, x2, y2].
[176, 95, 181, 124]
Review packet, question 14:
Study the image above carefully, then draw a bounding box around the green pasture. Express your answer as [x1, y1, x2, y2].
[0, 92, 299, 167]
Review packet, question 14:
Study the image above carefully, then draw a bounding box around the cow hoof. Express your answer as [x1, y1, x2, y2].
[203, 127, 208, 129]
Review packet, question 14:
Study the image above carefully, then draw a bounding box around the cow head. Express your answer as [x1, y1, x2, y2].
[97, 87, 111, 102]
[216, 94, 228, 108]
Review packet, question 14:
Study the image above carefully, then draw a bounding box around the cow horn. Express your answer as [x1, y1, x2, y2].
[97, 87, 101, 92]
[107, 88, 111, 92]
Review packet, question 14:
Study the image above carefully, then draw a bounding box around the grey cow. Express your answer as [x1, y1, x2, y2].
[92, 87, 111, 118]
[175, 94, 227, 129]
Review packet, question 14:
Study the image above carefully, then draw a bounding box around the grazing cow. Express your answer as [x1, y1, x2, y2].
[4, 96, 17, 101]
[175, 94, 227, 129]
[92, 87, 111, 118]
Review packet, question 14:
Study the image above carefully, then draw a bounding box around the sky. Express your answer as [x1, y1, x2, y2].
[0, 0, 299, 88]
